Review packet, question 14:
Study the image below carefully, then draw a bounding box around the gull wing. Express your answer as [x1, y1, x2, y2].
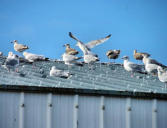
[150, 59, 166, 67]
[69, 32, 83, 43]
[85, 34, 112, 49]
[129, 63, 142, 71]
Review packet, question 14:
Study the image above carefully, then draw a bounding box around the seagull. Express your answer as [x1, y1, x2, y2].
[83, 53, 99, 70]
[142, 54, 166, 67]
[50, 66, 72, 79]
[0, 52, 3, 56]
[84, 54, 99, 64]
[133, 50, 150, 60]
[157, 66, 167, 83]
[69, 32, 111, 56]
[157, 66, 167, 89]
[144, 57, 158, 75]
[106, 50, 120, 63]
[121, 56, 146, 77]
[62, 53, 82, 66]
[23, 52, 48, 62]
[3, 52, 19, 72]
[11, 40, 29, 52]
[63, 43, 79, 55]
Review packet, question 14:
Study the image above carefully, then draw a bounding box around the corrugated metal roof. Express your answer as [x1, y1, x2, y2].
[0, 56, 167, 97]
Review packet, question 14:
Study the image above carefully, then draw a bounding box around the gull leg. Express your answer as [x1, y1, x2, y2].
[88, 63, 93, 70]
[130, 72, 134, 78]
[107, 59, 111, 66]
[32, 63, 36, 68]
[15, 68, 19, 72]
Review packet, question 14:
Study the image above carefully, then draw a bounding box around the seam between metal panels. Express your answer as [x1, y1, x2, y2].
[0, 85, 167, 99]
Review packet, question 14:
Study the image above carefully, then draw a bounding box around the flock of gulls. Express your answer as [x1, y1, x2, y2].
[0, 32, 167, 87]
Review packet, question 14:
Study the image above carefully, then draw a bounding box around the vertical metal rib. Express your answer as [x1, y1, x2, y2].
[19, 92, 25, 128]
[100, 96, 105, 128]
[152, 99, 157, 128]
[73, 95, 79, 128]
[47, 93, 52, 128]
[126, 98, 131, 128]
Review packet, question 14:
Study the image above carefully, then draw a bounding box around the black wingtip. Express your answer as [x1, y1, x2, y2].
[45, 58, 49, 61]
[69, 32, 72, 37]
[107, 34, 112, 38]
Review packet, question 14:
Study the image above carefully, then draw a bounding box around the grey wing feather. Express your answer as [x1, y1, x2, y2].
[6, 59, 18, 66]
[69, 32, 82, 43]
[129, 63, 142, 71]
[85, 34, 112, 49]
[150, 59, 166, 67]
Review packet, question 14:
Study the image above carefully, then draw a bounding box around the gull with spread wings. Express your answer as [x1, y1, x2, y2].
[69, 32, 111, 56]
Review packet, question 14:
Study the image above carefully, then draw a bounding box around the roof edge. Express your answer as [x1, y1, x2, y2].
[0, 84, 167, 99]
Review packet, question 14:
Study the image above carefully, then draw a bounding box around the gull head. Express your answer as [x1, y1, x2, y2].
[133, 49, 137, 54]
[114, 49, 121, 54]
[23, 52, 28, 56]
[142, 54, 149, 58]
[121, 56, 129, 60]
[8, 51, 13, 57]
[51, 66, 56, 70]
[157, 66, 163, 73]
[63, 44, 70, 47]
[11, 40, 18, 44]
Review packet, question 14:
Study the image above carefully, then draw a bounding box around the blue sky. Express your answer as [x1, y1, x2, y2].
[0, 0, 167, 64]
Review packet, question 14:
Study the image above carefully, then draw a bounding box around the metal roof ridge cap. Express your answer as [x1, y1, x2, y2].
[0, 84, 167, 99]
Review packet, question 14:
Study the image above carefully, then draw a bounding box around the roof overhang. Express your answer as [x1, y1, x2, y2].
[0, 84, 167, 100]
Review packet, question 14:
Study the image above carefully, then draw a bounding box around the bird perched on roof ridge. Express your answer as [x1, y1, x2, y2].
[142, 54, 167, 68]
[106, 49, 120, 63]
[3, 51, 19, 72]
[83, 53, 100, 70]
[50, 66, 72, 79]
[84, 54, 99, 64]
[157, 66, 167, 81]
[133, 49, 150, 60]
[69, 32, 111, 56]
[23, 52, 49, 62]
[157, 66, 167, 88]
[62, 53, 82, 66]
[121, 56, 146, 77]
[11, 40, 29, 52]
[63, 43, 79, 55]
[144, 56, 158, 75]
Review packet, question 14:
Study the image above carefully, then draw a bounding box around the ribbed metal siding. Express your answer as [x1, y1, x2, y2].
[52, 94, 74, 128]
[131, 98, 152, 128]
[0, 92, 19, 128]
[0, 91, 167, 128]
[104, 97, 126, 128]
[78, 96, 100, 128]
[24, 93, 47, 128]
[157, 100, 167, 128]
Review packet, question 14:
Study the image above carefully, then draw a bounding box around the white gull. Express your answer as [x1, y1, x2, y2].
[142, 54, 166, 67]
[62, 53, 82, 66]
[157, 66, 167, 83]
[4, 52, 19, 72]
[11, 40, 29, 52]
[23, 52, 48, 62]
[69, 32, 111, 56]
[50, 66, 72, 79]
[121, 56, 146, 76]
